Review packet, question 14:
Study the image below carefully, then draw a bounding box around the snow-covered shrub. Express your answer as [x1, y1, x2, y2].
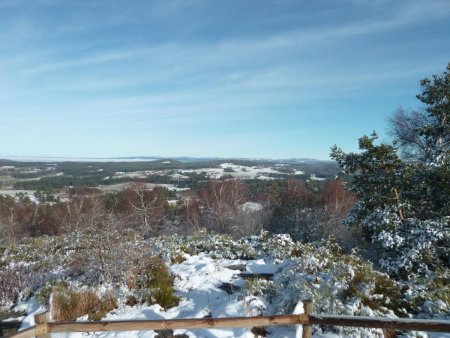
[352, 204, 450, 276]
[267, 240, 408, 317]
[2, 228, 448, 332]
[162, 231, 259, 259]
[246, 277, 276, 296]
[377, 216, 449, 275]
[403, 272, 450, 317]
[258, 232, 301, 259]
[343, 263, 407, 316]
[0, 261, 51, 307]
[2, 235, 65, 264]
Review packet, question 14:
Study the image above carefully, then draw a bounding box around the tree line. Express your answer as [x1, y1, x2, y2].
[0, 178, 356, 249]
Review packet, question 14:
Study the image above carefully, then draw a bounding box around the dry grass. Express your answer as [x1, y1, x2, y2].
[51, 287, 117, 321]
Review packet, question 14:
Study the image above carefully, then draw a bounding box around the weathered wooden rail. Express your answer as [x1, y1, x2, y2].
[7, 300, 450, 338]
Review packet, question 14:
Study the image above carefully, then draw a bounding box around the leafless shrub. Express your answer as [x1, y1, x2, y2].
[0, 265, 19, 307]
[0, 263, 45, 307]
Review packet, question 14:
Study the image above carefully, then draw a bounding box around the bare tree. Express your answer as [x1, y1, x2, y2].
[0, 195, 18, 244]
[65, 193, 146, 284]
[198, 179, 247, 233]
[323, 180, 356, 218]
[127, 183, 168, 237]
[387, 108, 432, 161]
[179, 192, 203, 232]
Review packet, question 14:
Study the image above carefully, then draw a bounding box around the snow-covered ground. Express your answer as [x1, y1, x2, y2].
[14, 251, 450, 338]
[98, 182, 190, 192]
[178, 162, 298, 180]
[104, 162, 293, 182]
[15, 255, 298, 337]
[8, 233, 450, 338]
[309, 174, 326, 182]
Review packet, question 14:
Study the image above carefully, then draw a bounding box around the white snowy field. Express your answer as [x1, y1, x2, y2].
[178, 162, 304, 180]
[101, 162, 300, 182]
[98, 182, 190, 192]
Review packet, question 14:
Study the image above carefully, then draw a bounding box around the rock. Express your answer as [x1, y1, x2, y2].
[225, 264, 247, 271]
[154, 329, 189, 338]
[219, 282, 242, 294]
[240, 272, 274, 280]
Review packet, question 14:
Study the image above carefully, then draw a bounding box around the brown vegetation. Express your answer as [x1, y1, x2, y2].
[0, 177, 358, 250]
[51, 287, 117, 321]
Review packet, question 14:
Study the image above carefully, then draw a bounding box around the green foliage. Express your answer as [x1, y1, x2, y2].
[34, 190, 57, 203]
[14, 174, 108, 190]
[132, 256, 180, 310]
[245, 277, 276, 301]
[36, 280, 68, 306]
[416, 63, 450, 161]
[330, 64, 450, 275]
[331, 132, 404, 224]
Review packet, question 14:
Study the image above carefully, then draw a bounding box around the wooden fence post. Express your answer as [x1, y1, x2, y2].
[303, 299, 313, 338]
[34, 311, 51, 338]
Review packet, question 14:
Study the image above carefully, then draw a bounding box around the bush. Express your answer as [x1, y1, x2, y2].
[50, 286, 117, 321]
[36, 280, 68, 306]
[129, 256, 180, 310]
[343, 263, 406, 316]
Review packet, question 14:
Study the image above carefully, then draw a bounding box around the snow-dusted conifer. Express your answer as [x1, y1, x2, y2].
[331, 64, 450, 276]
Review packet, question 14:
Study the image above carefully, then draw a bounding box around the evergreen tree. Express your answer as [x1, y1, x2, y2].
[331, 64, 450, 277]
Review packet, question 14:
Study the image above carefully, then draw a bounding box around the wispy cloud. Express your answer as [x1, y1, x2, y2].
[0, 0, 448, 158]
[21, 48, 149, 75]
[219, 1, 450, 51]
[11, 0, 448, 82]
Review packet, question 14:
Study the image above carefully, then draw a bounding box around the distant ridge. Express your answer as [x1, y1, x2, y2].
[0, 155, 331, 164]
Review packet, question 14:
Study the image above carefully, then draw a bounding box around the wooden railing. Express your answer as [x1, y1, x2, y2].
[7, 300, 450, 338]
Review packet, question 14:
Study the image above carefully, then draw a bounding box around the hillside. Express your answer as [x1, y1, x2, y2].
[2, 232, 449, 337]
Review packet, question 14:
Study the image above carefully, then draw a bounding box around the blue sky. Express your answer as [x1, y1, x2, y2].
[0, 0, 449, 160]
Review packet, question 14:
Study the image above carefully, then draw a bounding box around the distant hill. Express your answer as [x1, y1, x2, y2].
[0, 155, 331, 164]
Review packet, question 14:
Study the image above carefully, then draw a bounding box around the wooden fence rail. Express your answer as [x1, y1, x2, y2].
[6, 300, 450, 338]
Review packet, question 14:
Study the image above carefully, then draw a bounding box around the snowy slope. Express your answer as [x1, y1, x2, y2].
[8, 232, 450, 338]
